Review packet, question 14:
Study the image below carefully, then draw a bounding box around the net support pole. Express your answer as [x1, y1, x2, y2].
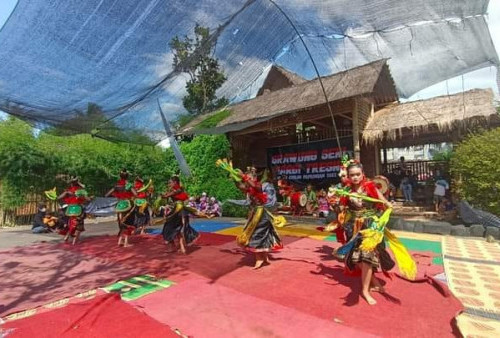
[352, 98, 361, 160]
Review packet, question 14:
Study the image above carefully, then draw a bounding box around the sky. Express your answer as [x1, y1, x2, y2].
[0, 0, 499, 125]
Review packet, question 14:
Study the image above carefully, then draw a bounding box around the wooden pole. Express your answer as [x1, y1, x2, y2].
[352, 99, 361, 160]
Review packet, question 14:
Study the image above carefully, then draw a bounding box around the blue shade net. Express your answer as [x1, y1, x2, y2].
[0, 0, 498, 144]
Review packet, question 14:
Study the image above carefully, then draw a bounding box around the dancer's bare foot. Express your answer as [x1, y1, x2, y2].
[264, 253, 271, 265]
[361, 291, 377, 305]
[253, 260, 265, 269]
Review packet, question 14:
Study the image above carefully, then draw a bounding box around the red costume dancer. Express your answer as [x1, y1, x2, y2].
[57, 177, 90, 245]
[216, 160, 284, 270]
[133, 176, 152, 234]
[106, 169, 136, 247]
[162, 176, 206, 254]
[334, 160, 416, 305]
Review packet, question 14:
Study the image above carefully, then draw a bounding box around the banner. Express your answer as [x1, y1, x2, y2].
[267, 137, 353, 187]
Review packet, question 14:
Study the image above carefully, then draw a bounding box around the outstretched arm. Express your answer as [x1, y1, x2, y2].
[57, 191, 69, 200]
[105, 188, 114, 198]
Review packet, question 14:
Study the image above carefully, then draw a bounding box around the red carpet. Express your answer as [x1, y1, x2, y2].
[214, 237, 463, 338]
[132, 277, 376, 338]
[0, 243, 143, 317]
[2, 293, 178, 338]
[1, 232, 461, 337]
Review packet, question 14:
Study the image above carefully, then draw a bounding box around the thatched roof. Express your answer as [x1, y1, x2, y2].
[363, 89, 499, 144]
[179, 59, 397, 135]
[256, 65, 306, 96]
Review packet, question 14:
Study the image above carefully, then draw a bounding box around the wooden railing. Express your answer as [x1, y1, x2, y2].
[383, 160, 449, 182]
[296, 129, 352, 144]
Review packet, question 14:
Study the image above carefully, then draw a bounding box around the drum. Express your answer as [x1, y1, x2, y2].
[373, 175, 390, 196]
[290, 192, 307, 208]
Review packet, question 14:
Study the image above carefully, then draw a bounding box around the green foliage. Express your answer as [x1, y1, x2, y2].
[0, 118, 243, 216]
[169, 24, 228, 115]
[176, 135, 243, 203]
[0, 117, 171, 209]
[221, 203, 248, 218]
[195, 109, 231, 129]
[431, 148, 453, 162]
[450, 127, 500, 215]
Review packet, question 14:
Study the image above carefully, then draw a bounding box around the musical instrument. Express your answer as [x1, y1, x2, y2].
[373, 175, 390, 196]
[290, 192, 307, 208]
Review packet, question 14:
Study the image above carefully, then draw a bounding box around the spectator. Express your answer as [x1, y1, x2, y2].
[198, 192, 208, 213]
[207, 197, 222, 217]
[317, 189, 329, 217]
[433, 176, 449, 212]
[400, 170, 414, 203]
[398, 156, 408, 171]
[187, 197, 198, 209]
[32, 204, 50, 234]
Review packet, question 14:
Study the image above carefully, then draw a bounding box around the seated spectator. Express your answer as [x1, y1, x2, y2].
[187, 197, 198, 209]
[32, 204, 50, 234]
[207, 197, 222, 217]
[317, 189, 329, 218]
[198, 192, 208, 212]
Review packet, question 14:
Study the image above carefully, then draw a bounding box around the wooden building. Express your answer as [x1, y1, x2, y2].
[180, 60, 398, 181]
[179, 60, 498, 185]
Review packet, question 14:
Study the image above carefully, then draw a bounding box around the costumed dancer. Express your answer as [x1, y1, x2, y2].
[133, 175, 153, 234]
[105, 169, 136, 247]
[320, 160, 350, 243]
[56, 177, 91, 245]
[216, 160, 285, 269]
[333, 159, 417, 305]
[161, 176, 209, 254]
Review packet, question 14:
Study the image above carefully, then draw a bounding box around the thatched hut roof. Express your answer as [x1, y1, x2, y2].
[256, 65, 306, 96]
[179, 59, 397, 135]
[363, 89, 499, 144]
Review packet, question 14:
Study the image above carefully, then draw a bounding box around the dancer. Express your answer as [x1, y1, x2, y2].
[105, 169, 137, 246]
[161, 176, 209, 254]
[133, 175, 152, 234]
[333, 159, 416, 305]
[216, 160, 284, 269]
[57, 177, 91, 245]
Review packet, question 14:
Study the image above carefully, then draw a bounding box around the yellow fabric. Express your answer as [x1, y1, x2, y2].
[265, 210, 287, 228]
[384, 228, 417, 280]
[359, 228, 385, 252]
[237, 207, 263, 246]
[359, 208, 393, 251]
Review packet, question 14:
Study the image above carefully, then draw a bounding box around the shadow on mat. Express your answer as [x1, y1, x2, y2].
[311, 263, 401, 306]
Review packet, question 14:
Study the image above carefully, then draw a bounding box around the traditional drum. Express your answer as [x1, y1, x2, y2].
[290, 192, 307, 208]
[373, 175, 390, 197]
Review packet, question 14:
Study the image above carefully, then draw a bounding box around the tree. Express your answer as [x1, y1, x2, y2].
[450, 127, 500, 215]
[170, 24, 228, 116]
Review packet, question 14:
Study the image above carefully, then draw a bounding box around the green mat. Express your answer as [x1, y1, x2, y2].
[102, 275, 174, 301]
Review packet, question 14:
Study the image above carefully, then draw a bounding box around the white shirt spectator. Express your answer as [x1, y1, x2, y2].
[434, 179, 449, 196]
